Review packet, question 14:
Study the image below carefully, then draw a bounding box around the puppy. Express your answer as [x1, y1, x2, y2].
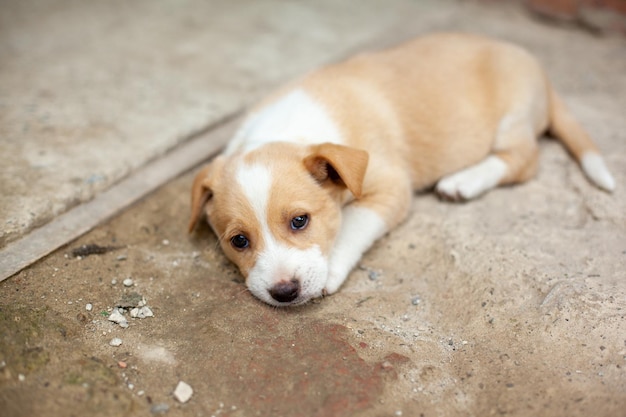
[189, 33, 615, 307]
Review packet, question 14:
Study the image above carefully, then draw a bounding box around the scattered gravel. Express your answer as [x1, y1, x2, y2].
[173, 381, 193, 403]
[109, 337, 123, 347]
[107, 292, 155, 328]
[108, 308, 129, 328]
[130, 306, 154, 318]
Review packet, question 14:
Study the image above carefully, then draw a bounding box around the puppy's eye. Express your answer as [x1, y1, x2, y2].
[290, 215, 309, 230]
[230, 234, 249, 250]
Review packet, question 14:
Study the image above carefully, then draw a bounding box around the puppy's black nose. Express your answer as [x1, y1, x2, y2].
[269, 279, 300, 303]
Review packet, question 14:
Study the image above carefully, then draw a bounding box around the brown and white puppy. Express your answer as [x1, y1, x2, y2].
[189, 33, 615, 307]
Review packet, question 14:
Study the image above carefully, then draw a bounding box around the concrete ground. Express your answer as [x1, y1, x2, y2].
[1, 1, 625, 416]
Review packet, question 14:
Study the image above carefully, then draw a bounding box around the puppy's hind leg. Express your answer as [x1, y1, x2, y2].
[436, 119, 539, 201]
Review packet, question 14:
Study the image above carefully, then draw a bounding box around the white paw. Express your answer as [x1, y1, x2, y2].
[436, 173, 485, 201]
[436, 156, 507, 201]
[324, 267, 349, 295]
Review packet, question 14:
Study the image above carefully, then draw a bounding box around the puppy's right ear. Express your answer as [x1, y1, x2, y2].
[188, 163, 217, 233]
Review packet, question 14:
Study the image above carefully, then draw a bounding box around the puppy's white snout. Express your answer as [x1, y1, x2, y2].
[269, 279, 300, 303]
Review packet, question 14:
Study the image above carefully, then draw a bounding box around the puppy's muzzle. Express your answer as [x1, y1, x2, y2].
[269, 279, 300, 303]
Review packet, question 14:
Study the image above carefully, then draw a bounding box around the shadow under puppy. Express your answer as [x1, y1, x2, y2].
[189, 33, 615, 307]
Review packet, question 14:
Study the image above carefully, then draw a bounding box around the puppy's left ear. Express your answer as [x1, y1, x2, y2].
[303, 143, 369, 198]
[188, 159, 222, 233]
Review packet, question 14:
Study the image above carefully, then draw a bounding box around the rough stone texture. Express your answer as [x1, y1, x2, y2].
[1, 1, 625, 417]
[0, 0, 425, 247]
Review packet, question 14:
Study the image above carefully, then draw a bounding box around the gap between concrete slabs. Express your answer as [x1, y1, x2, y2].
[0, 112, 241, 283]
[0, 27, 422, 284]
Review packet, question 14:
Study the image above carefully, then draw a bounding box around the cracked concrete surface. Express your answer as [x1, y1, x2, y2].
[1, 1, 625, 416]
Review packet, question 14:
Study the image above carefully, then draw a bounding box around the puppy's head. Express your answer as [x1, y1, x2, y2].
[189, 142, 368, 306]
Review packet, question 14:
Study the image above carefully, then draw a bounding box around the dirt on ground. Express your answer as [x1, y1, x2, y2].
[1, 132, 625, 416]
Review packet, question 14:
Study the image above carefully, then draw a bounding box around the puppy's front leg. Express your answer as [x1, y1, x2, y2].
[325, 179, 412, 294]
[325, 205, 387, 294]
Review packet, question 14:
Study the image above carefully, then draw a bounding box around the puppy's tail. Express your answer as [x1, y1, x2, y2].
[548, 86, 615, 192]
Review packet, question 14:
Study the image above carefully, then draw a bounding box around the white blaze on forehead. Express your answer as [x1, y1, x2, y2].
[235, 162, 272, 234]
[234, 161, 328, 306]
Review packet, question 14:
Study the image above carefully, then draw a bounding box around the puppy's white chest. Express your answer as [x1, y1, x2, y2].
[225, 89, 342, 155]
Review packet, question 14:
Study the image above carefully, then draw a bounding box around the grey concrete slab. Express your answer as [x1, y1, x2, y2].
[0, 114, 239, 282]
[0, 0, 440, 248]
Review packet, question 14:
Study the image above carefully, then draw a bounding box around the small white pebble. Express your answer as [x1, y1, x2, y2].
[173, 381, 193, 403]
[162, 239, 170, 245]
[128, 383, 134, 390]
[86, 303, 93, 311]
[111, 279, 117, 285]
[108, 309, 129, 328]
[395, 411, 403, 416]
[137, 390, 145, 396]
[109, 338, 123, 347]
[18, 374, 25, 382]
[123, 278, 133, 287]
[140, 306, 154, 317]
